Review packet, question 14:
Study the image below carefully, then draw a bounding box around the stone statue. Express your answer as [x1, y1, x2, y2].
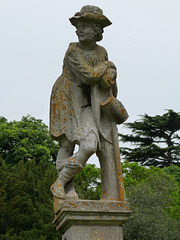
[49, 5, 128, 215]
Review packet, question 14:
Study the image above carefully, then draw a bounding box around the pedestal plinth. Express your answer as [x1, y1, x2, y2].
[53, 200, 131, 240]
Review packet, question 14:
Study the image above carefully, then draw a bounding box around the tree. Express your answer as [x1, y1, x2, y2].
[0, 157, 61, 240]
[163, 165, 180, 220]
[164, 164, 180, 184]
[122, 160, 155, 188]
[0, 115, 60, 239]
[122, 163, 180, 240]
[0, 115, 58, 165]
[120, 110, 180, 167]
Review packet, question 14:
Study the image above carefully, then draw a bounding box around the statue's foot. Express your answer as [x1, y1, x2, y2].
[50, 180, 65, 199]
[53, 196, 64, 215]
[64, 178, 79, 200]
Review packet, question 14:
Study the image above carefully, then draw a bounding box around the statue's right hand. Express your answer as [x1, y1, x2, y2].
[101, 68, 117, 89]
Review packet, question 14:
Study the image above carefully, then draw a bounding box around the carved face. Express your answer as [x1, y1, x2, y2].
[76, 22, 97, 44]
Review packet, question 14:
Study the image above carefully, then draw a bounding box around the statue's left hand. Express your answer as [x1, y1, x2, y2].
[101, 68, 117, 88]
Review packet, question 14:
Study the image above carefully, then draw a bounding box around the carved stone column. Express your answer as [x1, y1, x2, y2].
[53, 200, 131, 240]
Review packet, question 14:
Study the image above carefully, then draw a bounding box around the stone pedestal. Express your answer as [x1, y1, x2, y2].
[53, 200, 131, 240]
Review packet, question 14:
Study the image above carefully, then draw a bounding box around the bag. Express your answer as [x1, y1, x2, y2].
[100, 95, 129, 124]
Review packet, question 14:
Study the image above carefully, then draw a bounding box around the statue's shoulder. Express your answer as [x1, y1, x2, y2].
[68, 42, 78, 51]
[96, 44, 108, 55]
[65, 42, 78, 57]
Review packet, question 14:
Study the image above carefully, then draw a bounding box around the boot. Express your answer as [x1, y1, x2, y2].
[50, 159, 83, 199]
[65, 178, 79, 199]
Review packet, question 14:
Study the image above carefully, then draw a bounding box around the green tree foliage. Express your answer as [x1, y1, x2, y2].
[122, 162, 180, 240]
[164, 164, 180, 184]
[0, 157, 61, 240]
[120, 110, 180, 167]
[163, 165, 180, 220]
[0, 115, 58, 165]
[122, 161, 151, 187]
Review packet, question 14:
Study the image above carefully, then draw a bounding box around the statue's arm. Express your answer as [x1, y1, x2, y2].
[65, 44, 115, 85]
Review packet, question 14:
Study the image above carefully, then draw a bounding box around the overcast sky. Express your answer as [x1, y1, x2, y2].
[0, 0, 180, 164]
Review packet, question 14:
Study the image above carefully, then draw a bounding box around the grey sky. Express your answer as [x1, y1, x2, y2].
[0, 0, 180, 165]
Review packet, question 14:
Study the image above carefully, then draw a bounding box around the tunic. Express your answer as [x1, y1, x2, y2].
[49, 42, 114, 144]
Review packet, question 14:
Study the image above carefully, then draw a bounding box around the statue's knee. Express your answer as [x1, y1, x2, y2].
[85, 143, 97, 156]
[81, 134, 97, 156]
[58, 136, 74, 153]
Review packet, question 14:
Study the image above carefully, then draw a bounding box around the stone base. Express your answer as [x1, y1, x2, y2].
[63, 225, 123, 240]
[53, 200, 131, 240]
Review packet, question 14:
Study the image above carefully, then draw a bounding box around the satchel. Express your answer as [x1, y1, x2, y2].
[100, 95, 129, 124]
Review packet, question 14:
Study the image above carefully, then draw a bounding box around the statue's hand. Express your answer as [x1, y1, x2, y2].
[105, 61, 117, 70]
[101, 68, 117, 89]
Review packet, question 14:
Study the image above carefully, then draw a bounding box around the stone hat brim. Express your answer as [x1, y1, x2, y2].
[69, 13, 112, 28]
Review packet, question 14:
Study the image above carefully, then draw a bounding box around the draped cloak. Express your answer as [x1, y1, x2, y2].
[49, 42, 115, 145]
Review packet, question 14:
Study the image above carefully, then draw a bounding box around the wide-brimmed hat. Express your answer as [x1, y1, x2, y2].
[69, 5, 112, 28]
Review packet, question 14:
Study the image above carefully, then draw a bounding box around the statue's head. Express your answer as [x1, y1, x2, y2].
[69, 5, 112, 43]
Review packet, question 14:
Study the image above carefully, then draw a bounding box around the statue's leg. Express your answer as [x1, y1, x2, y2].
[75, 131, 98, 166]
[56, 135, 75, 173]
[53, 135, 79, 200]
[51, 131, 98, 200]
[97, 134, 120, 201]
[51, 159, 83, 199]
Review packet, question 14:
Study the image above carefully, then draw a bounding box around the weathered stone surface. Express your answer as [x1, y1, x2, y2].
[62, 225, 123, 240]
[53, 199, 131, 237]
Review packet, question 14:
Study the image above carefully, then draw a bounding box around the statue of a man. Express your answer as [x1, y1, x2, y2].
[50, 5, 128, 211]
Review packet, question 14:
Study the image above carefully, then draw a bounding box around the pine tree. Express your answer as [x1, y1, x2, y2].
[120, 110, 180, 167]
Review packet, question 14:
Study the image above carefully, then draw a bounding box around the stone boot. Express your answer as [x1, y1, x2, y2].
[50, 159, 83, 199]
[65, 178, 79, 199]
